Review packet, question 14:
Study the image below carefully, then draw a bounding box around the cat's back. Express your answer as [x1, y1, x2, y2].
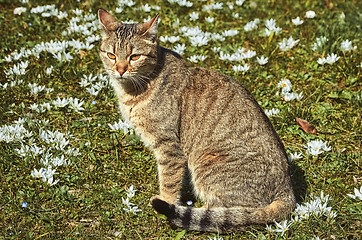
[180, 66, 287, 167]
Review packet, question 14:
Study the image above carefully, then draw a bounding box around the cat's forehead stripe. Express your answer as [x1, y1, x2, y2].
[115, 24, 137, 42]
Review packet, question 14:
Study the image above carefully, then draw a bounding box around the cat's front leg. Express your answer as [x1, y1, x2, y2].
[152, 143, 187, 205]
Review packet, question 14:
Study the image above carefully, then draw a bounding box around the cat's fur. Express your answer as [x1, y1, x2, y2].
[98, 9, 296, 233]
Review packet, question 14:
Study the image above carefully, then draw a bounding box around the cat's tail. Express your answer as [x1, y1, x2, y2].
[151, 197, 294, 233]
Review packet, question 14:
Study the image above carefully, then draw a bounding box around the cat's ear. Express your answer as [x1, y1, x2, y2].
[98, 8, 120, 32]
[139, 15, 159, 42]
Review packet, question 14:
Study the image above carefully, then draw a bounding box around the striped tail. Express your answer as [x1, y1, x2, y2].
[151, 198, 294, 233]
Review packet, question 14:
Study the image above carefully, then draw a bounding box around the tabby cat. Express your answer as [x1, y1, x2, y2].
[98, 9, 296, 233]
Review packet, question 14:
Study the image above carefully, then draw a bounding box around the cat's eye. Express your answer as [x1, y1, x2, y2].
[107, 52, 116, 60]
[130, 54, 141, 61]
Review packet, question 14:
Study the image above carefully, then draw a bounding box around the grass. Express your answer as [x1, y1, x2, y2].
[0, 0, 361, 239]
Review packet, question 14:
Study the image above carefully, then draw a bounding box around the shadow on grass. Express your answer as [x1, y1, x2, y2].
[290, 162, 308, 203]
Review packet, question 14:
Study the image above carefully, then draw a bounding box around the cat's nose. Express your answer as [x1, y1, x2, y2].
[117, 69, 126, 76]
[116, 66, 127, 76]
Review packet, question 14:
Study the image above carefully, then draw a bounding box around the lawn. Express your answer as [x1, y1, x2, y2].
[0, 0, 361, 239]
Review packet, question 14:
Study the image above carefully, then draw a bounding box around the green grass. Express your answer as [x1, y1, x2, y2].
[0, 0, 361, 239]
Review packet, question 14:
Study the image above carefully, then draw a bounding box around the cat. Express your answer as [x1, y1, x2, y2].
[98, 8, 296, 233]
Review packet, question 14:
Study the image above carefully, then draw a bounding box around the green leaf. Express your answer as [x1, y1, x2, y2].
[175, 230, 187, 240]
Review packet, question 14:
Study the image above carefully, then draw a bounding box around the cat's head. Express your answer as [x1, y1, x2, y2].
[98, 9, 159, 90]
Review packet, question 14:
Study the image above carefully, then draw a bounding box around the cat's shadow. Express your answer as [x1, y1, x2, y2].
[289, 162, 308, 203]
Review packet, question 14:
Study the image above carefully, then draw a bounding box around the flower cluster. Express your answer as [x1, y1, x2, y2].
[293, 191, 337, 221]
[267, 191, 336, 237]
[312, 36, 328, 52]
[31, 5, 68, 19]
[122, 185, 142, 215]
[264, 108, 280, 117]
[264, 18, 282, 36]
[1, 117, 80, 187]
[278, 37, 299, 52]
[244, 18, 260, 31]
[108, 119, 132, 135]
[277, 79, 303, 101]
[31, 167, 59, 186]
[219, 48, 256, 62]
[340, 40, 357, 52]
[188, 55, 207, 63]
[0, 119, 32, 143]
[317, 53, 340, 65]
[79, 73, 110, 96]
[304, 139, 331, 156]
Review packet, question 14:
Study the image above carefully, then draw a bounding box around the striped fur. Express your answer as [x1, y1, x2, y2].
[98, 9, 296, 233]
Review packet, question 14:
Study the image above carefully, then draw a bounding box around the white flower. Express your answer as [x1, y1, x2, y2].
[85, 35, 100, 43]
[52, 51, 73, 62]
[14, 7, 26, 15]
[28, 83, 45, 95]
[284, 92, 303, 101]
[242, 50, 256, 59]
[159, 35, 180, 43]
[122, 197, 134, 208]
[72, 8, 83, 15]
[232, 64, 250, 72]
[340, 40, 357, 52]
[264, 18, 282, 35]
[265, 108, 280, 117]
[5, 60, 28, 76]
[86, 86, 100, 96]
[123, 205, 142, 215]
[318, 53, 340, 65]
[256, 56, 268, 65]
[273, 220, 292, 236]
[266, 224, 274, 232]
[108, 119, 132, 134]
[205, 16, 214, 23]
[292, 16, 304, 25]
[325, 53, 340, 64]
[46, 176, 60, 186]
[235, 0, 245, 6]
[173, 43, 186, 55]
[31, 168, 46, 178]
[168, 0, 193, 7]
[126, 185, 137, 198]
[306, 10, 316, 18]
[317, 57, 327, 65]
[45, 66, 53, 75]
[278, 37, 299, 51]
[347, 186, 362, 201]
[188, 55, 207, 63]
[68, 97, 85, 112]
[203, 2, 223, 12]
[52, 97, 69, 108]
[30, 144, 44, 156]
[312, 36, 328, 51]
[288, 152, 302, 163]
[278, 78, 293, 94]
[222, 29, 239, 37]
[244, 18, 260, 31]
[305, 139, 331, 156]
[189, 12, 199, 21]
[15, 144, 30, 157]
[189, 35, 209, 47]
